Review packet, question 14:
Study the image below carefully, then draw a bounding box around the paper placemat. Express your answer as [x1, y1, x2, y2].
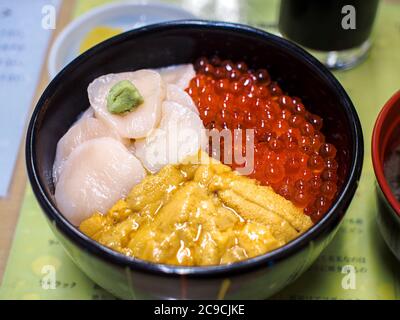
[1, 0, 400, 300]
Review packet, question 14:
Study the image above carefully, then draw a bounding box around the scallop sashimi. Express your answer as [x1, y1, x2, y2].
[52, 117, 125, 184]
[166, 84, 199, 114]
[134, 101, 207, 173]
[55, 137, 146, 226]
[157, 64, 195, 90]
[88, 70, 165, 139]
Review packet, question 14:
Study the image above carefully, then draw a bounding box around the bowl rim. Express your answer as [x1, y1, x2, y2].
[372, 90, 400, 217]
[26, 20, 364, 278]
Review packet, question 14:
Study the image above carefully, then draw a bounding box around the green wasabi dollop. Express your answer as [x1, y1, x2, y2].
[106, 80, 144, 114]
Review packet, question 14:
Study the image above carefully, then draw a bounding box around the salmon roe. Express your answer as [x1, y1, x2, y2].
[186, 57, 339, 222]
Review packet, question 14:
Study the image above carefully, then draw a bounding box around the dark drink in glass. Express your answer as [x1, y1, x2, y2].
[279, 0, 380, 69]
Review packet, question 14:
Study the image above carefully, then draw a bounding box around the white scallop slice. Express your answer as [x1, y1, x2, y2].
[88, 70, 165, 139]
[156, 64, 195, 90]
[166, 84, 199, 115]
[52, 117, 126, 184]
[134, 101, 207, 173]
[55, 137, 146, 226]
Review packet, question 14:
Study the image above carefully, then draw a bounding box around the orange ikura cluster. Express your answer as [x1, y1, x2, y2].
[186, 57, 339, 222]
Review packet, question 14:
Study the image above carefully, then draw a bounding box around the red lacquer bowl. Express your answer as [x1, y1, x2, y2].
[372, 90, 400, 261]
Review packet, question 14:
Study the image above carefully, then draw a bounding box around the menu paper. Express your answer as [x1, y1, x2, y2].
[0, 0, 60, 196]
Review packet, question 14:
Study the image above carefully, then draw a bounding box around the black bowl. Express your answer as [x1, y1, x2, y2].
[26, 20, 363, 299]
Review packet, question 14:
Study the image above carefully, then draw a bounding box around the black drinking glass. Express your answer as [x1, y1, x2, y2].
[279, 0, 380, 69]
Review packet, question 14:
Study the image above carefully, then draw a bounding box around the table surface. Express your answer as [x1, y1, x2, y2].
[0, 0, 400, 300]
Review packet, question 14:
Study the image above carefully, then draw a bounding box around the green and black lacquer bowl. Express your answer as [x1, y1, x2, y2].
[26, 21, 363, 299]
[372, 90, 400, 262]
